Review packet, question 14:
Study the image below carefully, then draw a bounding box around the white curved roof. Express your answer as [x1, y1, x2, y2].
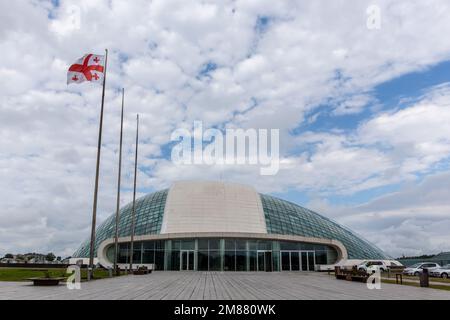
[160, 181, 267, 234]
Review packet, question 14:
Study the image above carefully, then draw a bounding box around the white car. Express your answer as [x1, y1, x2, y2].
[402, 262, 441, 276]
[357, 261, 389, 273]
[429, 264, 450, 279]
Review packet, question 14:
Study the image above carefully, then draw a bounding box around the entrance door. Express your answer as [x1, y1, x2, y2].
[299, 251, 315, 271]
[280, 251, 301, 271]
[301, 252, 308, 271]
[257, 251, 272, 272]
[291, 251, 300, 271]
[181, 250, 195, 271]
[281, 251, 290, 271]
[308, 251, 315, 271]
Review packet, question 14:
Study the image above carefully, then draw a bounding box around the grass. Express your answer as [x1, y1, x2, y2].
[327, 271, 450, 292]
[0, 267, 119, 282]
[381, 279, 450, 291]
[382, 272, 450, 284]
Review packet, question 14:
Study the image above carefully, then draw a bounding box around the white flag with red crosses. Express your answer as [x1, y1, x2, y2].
[67, 54, 105, 85]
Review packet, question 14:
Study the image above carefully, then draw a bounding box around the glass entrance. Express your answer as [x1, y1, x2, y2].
[281, 251, 315, 271]
[180, 250, 195, 271]
[257, 251, 272, 272]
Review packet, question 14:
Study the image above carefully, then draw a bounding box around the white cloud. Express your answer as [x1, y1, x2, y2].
[1, 0, 450, 256]
[332, 171, 450, 257]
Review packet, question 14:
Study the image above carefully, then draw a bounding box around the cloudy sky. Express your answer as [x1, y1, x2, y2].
[1, 0, 450, 258]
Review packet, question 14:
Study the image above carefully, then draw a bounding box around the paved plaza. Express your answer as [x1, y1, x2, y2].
[1, 272, 449, 300]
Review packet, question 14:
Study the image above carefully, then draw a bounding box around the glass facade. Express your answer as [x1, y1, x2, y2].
[73, 188, 390, 262]
[260, 194, 389, 260]
[106, 238, 338, 271]
[73, 190, 168, 257]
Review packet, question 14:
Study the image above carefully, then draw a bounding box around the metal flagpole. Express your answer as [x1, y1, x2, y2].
[129, 114, 139, 272]
[113, 88, 125, 276]
[88, 48, 108, 280]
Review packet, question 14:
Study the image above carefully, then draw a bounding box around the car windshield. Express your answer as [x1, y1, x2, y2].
[410, 263, 421, 268]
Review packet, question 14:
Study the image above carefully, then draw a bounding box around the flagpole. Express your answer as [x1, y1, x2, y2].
[129, 114, 139, 272]
[113, 88, 125, 275]
[88, 48, 108, 279]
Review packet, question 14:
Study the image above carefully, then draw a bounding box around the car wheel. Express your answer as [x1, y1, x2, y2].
[358, 268, 365, 272]
[442, 273, 448, 279]
[414, 271, 420, 276]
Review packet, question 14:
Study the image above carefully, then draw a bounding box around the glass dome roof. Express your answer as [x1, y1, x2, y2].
[73, 189, 389, 260]
[260, 194, 389, 259]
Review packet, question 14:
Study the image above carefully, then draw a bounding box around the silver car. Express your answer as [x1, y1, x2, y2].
[402, 262, 440, 276]
[429, 264, 450, 278]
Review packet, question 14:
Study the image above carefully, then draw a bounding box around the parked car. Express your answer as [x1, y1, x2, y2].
[357, 261, 389, 273]
[429, 264, 450, 278]
[402, 262, 441, 276]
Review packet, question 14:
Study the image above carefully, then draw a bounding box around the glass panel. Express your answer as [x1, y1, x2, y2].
[225, 239, 235, 251]
[132, 242, 141, 264]
[143, 241, 155, 249]
[236, 240, 247, 250]
[281, 252, 290, 271]
[155, 240, 164, 250]
[155, 251, 164, 270]
[248, 240, 257, 251]
[173, 251, 181, 271]
[198, 239, 209, 250]
[272, 250, 280, 272]
[181, 240, 195, 250]
[301, 252, 308, 271]
[280, 242, 298, 251]
[258, 241, 271, 251]
[236, 251, 246, 271]
[198, 251, 209, 271]
[143, 250, 154, 264]
[300, 243, 314, 251]
[188, 251, 194, 270]
[172, 240, 181, 250]
[209, 251, 221, 271]
[224, 251, 236, 271]
[118, 243, 129, 263]
[265, 252, 272, 271]
[106, 246, 115, 263]
[308, 252, 315, 271]
[315, 250, 327, 265]
[209, 239, 220, 250]
[249, 251, 257, 271]
[258, 252, 265, 271]
[327, 248, 338, 264]
[291, 252, 300, 271]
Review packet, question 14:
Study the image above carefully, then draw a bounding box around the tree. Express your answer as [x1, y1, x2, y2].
[4, 253, 13, 259]
[15, 254, 25, 261]
[45, 253, 56, 262]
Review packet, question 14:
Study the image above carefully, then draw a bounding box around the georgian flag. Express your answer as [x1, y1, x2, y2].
[67, 54, 105, 85]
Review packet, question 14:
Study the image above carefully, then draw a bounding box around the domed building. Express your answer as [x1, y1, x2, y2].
[73, 181, 392, 271]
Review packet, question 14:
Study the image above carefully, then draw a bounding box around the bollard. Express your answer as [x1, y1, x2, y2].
[108, 268, 113, 278]
[87, 267, 92, 281]
[419, 268, 429, 287]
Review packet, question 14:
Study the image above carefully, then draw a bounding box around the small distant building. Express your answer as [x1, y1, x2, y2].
[68, 258, 98, 266]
